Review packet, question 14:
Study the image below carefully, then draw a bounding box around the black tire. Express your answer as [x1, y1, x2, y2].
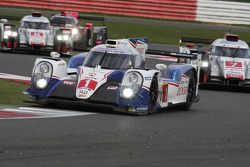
[180, 71, 197, 110]
[148, 75, 158, 114]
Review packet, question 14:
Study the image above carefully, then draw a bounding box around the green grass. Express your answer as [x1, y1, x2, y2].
[0, 80, 30, 106]
[78, 20, 250, 45]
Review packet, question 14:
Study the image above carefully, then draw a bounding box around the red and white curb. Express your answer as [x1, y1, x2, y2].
[0, 107, 96, 119]
[0, 73, 31, 84]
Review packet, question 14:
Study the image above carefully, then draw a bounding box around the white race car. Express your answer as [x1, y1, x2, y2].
[26, 38, 201, 115]
[180, 34, 250, 87]
[17, 12, 54, 52]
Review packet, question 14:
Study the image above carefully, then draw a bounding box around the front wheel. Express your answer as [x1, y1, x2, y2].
[148, 75, 158, 114]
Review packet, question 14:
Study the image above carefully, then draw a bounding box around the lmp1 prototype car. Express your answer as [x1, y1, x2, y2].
[50, 11, 107, 53]
[17, 12, 54, 52]
[180, 34, 250, 87]
[26, 38, 201, 115]
[0, 19, 18, 50]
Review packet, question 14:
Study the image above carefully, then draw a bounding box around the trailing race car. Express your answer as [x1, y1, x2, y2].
[180, 34, 250, 87]
[50, 11, 107, 52]
[17, 12, 54, 52]
[0, 19, 18, 50]
[26, 38, 201, 115]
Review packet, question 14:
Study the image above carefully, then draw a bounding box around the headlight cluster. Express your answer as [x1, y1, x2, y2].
[201, 61, 209, 68]
[57, 34, 70, 41]
[4, 30, 17, 39]
[72, 28, 79, 35]
[120, 71, 143, 99]
[32, 62, 53, 89]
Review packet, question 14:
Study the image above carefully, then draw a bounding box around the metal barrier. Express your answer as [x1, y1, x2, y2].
[0, 0, 250, 25]
[0, 0, 197, 21]
[196, 0, 250, 25]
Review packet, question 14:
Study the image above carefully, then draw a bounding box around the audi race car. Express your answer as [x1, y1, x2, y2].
[17, 12, 54, 52]
[180, 34, 250, 87]
[50, 11, 107, 52]
[0, 19, 18, 50]
[26, 38, 201, 115]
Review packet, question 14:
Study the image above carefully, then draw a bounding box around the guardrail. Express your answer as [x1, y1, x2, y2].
[0, 0, 250, 25]
[0, 0, 197, 21]
[196, 0, 250, 25]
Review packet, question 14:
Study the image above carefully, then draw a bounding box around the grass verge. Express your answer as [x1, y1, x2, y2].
[0, 80, 30, 107]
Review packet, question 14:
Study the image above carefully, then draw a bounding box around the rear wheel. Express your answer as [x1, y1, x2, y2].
[148, 75, 158, 114]
[180, 71, 196, 110]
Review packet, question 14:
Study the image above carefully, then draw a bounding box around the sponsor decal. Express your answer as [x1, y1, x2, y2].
[63, 80, 74, 86]
[161, 83, 168, 103]
[77, 79, 98, 91]
[177, 86, 188, 96]
[78, 88, 89, 97]
[225, 61, 242, 69]
[136, 106, 148, 111]
[226, 73, 243, 80]
[144, 77, 152, 81]
[107, 86, 118, 90]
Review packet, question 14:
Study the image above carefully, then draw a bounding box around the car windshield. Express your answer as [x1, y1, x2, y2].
[50, 17, 76, 26]
[213, 46, 250, 58]
[22, 21, 50, 30]
[83, 51, 138, 69]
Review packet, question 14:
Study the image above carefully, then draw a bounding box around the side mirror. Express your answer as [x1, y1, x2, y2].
[155, 64, 167, 71]
[50, 51, 60, 58]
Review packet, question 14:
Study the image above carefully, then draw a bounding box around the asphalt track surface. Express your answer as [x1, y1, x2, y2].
[0, 51, 250, 167]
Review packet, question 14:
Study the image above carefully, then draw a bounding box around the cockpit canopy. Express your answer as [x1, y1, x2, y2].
[50, 16, 78, 27]
[21, 21, 50, 30]
[83, 51, 145, 69]
[212, 46, 250, 58]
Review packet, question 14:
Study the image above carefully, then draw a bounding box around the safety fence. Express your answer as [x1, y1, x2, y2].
[196, 0, 250, 25]
[0, 0, 197, 21]
[0, 0, 250, 25]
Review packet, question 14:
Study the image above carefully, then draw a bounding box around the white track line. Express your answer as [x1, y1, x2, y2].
[1, 107, 96, 119]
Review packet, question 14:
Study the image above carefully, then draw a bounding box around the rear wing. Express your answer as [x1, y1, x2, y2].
[180, 36, 214, 45]
[146, 49, 199, 60]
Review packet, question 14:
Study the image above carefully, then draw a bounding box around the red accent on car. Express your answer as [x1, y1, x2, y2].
[32, 12, 42, 17]
[85, 23, 93, 30]
[78, 79, 87, 88]
[225, 61, 242, 69]
[7, 41, 11, 48]
[88, 80, 98, 90]
[225, 34, 239, 42]
[61, 11, 78, 19]
[96, 40, 103, 45]
[162, 84, 168, 103]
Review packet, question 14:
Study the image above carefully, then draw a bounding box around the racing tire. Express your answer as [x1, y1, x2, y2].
[179, 71, 196, 110]
[148, 74, 158, 114]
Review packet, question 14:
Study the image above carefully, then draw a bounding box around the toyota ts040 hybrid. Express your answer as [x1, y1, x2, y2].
[17, 12, 54, 52]
[180, 34, 250, 87]
[26, 38, 201, 115]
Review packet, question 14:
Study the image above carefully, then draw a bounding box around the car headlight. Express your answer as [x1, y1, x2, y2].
[4, 30, 12, 36]
[202, 61, 209, 68]
[120, 71, 143, 99]
[57, 35, 63, 41]
[12, 32, 17, 37]
[32, 62, 53, 89]
[36, 78, 48, 89]
[63, 35, 69, 41]
[72, 28, 78, 35]
[40, 63, 50, 73]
